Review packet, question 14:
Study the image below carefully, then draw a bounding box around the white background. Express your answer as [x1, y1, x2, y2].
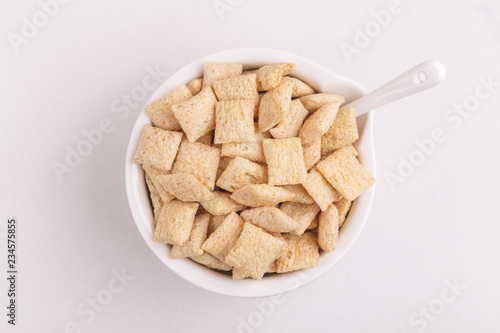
[1, 0, 500, 332]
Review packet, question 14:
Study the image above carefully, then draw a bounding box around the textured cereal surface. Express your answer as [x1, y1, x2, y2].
[200, 191, 246, 215]
[187, 78, 203, 95]
[302, 138, 321, 171]
[220, 128, 271, 163]
[171, 141, 220, 191]
[144, 165, 176, 203]
[225, 222, 286, 280]
[288, 77, 315, 98]
[240, 206, 298, 233]
[299, 93, 345, 113]
[216, 156, 233, 182]
[302, 168, 343, 211]
[299, 101, 340, 144]
[216, 157, 268, 192]
[321, 107, 359, 153]
[153, 200, 199, 245]
[280, 184, 315, 204]
[171, 214, 210, 258]
[197, 130, 213, 146]
[145, 85, 192, 131]
[318, 204, 339, 252]
[335, 197, 352, 227]
[171, 87, 217, 142]
[316, 147, 375, 201]
[133, 124, 183, 172]
[190, 252, 231, 271]
[202, 62, 243, 88]
[281, 201, 321, 236]
[208, 214, 228, 235]
[201, 212, 245, 262]
[256, 63, 296, 91]
[276, 232, 319, 273]
[263, 138, 308, 185]
[258, 79, 293, 132]
[307, 216, 318, 230]
[144, 172, 163, 224]
[157, 173, 214, 202]
[213, 74, 258, 101]
[270, 99, 309, 139]
[231, 184, 296, 207]
[214, 99, 255, 144]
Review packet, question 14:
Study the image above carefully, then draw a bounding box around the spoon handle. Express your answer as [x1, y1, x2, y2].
[344, 60, 447, 117]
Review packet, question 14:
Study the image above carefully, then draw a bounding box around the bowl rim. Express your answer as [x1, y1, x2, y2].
[125, 47, 377, 297]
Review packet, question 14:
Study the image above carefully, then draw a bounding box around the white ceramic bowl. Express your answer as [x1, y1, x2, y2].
[125, 48, 376, 297]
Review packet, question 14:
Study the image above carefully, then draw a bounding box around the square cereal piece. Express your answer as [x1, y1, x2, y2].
[145, 85, 192, 131]
[316, 147, 375, 201]
[225, 223, 286, 280]
[214, 100, 255, 144]
[256, 63, 296, 91]
[144, 172, 163, 224]
[288, 77, 315, 98]
[201, 212, 245, 262]
[240, 206, 298, 233]
[208, 214, 227, 235]
[202, 62, 243, 88]
[302, 138, 321, 171]
[216, 157, 268, 192]
[212, 74, 258, 101]
[298, 93, 346, 113]
[321, 108, 359, 153]
[153, 200, 199, 245]
[157, 173, 214, 202]
[276, 232, 319, 273]
[281, 202, 320, 235]
[190, 252, 231, 271]
[318, 204, 339, 252]
[342, 144, 358, 157]
[187, 78, 203, 95]
[171, 142, 220, 191]
[335, 197, 352, 227]
[143, 165, 176, 203]
[299, 101, 340, 144]
[221, 127, 271, 163]
[133, 124, 183, 172]
[258, 79, 293, 132]
[280, 184, 314, 204]
[263, 138, 308, 185]
[302, 168, 342, 211]
[171, 87, 217, 142]
[231, 184, 296, 207]
[200, 191, 246, 215]
[171, 214, 210, 258]
[269, 99, 309, 139]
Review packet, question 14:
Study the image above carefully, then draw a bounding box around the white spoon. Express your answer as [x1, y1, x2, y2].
[343, 60, 447, 117]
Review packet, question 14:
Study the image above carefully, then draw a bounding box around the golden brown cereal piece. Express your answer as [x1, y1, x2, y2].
[302, 138, 321, 171]
[157, 173, 214, 202]
[288, 77, 315, 98]
[318, 204, 339, 252]
[316, 147, 375, 201]
[208, 214, 227, 235]
[190, 252, 231, 271]
[240, 206, 298, 233]
[225, 222, 286, 280]
[232, 260, 277, 280]
[231, 184, 296, 207]
[269, 99, 309, 139]
[342, 144, 358, 157]
[302, 168, 343, 211]
[276, 232, 319, 273]
[153, 200, 199, 245]
[187, 78, 203, 95]
[253, 93, 263, 118]
[171, 214, 210, 258]
[197, 130, 213, 146]
[145, 85, 192, 131]
[280, 184, 315, 204]
[299, 101, 340, 144]
[133, 124, 183, 172]
[144, 172, 163, 224]
[256, 62, 296, 91]
[321, 107, 359, 153]
[214, 100, 255, 144]
[281, 202, 321, 236]
[171, 87, 217, 142]
[200, 191, 246, 215]
[201, 212, 245, 262]
[220, 127, 270, 163]
[212, 74, 258, 101]
[202, 62, 243, 88]
[216, 156, 233, 182]
[298, 93, 346, 113]
[258, 79, 293, 132]
[307, 216, 318, 230]
[171, 142, 220, 191]
[216, 157, 268, 192]
[263, 138, 308, 185]
[143, 165, 176, 203]
[335, 197, 352, 227]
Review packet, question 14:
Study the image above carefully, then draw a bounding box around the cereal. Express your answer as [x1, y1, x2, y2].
[202, 62, 243, 88]
[276, 232, 319, 273]
[298, 93, 345, 113]
[190, 252, 231, 271]
[208, 214, 228, 235]
[143, 165, 176, 203]
[280, 202, 320, 236]
[299, 101, 340, 144]
[256, 62, 296, 91]
[201, 212, 245, 262]
[216, 157, 268, 192]
[200, 191, 246, 215]
[214, 99, 255, 144]
[171, 214, 210, 258]
[302, 138, 321, 171]
[258, 78, 293, 132]
[321, 107, 359, 154]
[263, 138, 308, 185]
[212, 74, 258, 101]
[171, 87, 217, 142]
[216, 156, 233, 182]
[197, 130, 213, 146]
[316, 147, 375, 201]
[335, 197, 352, 227]
[144, 171, 163, 224]
[187, 78, 203, 95]
[133, 124, 183, 172]
[302, 168, 342, 211]
[153, 200, 199, 245]
[240, 206, 298, 233]
[158, 173, 214, 202]
[307, 216, 318, 230]
[288, 77, 315, 98]
[225, 222, 286, 280]
[318, 204, 339, 252]
[269, 99, 309, 139]
[221, 126, 270, 163]
[231, 184, 296, 207]
[145, 85, 193, 131]
[280, 184, 315, 204]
